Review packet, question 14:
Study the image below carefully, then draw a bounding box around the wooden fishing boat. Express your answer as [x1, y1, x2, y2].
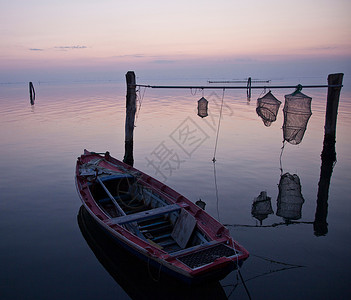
[75, 150, 249, 284]
[78, 206, 228, 298]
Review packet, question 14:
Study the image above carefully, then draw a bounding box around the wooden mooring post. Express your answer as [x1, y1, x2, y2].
[321, 73, 344, 161]
[123, 71, 137, 166]
[246, 77, 252, 100]
[29, 82, 35, 105]
[314, 73, 343, 236]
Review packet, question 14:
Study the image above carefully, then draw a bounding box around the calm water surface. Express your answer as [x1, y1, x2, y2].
[1, 76, 350, 299]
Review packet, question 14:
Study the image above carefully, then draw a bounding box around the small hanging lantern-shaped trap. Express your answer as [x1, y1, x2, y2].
[197, 97, 208, 118]
[276, 173, 305, 221]
[251, 191, 274, 225]
[283, 89, 312, 145]
[256, 91, 281, 126]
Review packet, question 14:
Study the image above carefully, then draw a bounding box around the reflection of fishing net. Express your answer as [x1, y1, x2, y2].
[276, 173, 304, 220]
[252, 191, 273, 225]
[256, 91, 281, 126]
[283, 91, 312, 145]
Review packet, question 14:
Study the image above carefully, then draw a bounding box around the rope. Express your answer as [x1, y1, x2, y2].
[135, 86, 146, 126]
[212, 88, 225, 162]
[279, 140, 286, 176]
[251, 254, 305, 268]
[224, 220, 313, 228]
[213, 161, 220, 221]
[147, 257, 162, 282]
[238, 269, 252, 300]
[190, 88, 199, 96]
[135, 83, 341, 90]
[232, 235, 252, 299]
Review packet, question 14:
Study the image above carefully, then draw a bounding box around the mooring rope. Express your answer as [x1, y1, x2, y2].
[231, 238, 252, 300]
[213, 161, 220, 222]
[135, 85, 147, 126]
[279, 140, 286, 176]
[212, 88, 226, 162]
[147, 256, 162, 282]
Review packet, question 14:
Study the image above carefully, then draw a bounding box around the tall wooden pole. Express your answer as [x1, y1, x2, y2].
[314, 73, 343, 236]
[123, 71, 137, 166]
[321, 73, 344, 160]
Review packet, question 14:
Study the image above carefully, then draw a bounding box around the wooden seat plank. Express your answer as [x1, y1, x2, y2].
[106, 204, 182, 225]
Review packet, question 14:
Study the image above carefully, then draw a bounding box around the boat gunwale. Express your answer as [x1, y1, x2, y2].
[75, 150, 249, 282]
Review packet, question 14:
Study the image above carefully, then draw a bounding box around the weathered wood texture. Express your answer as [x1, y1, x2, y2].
[321, 73, 344, 160]
[314, 73, 343, 236]
[107, 204, 181, 225]
[123, 71, 137, 166]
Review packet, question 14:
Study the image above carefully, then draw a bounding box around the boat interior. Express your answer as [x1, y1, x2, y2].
[88, 174, 210, 253]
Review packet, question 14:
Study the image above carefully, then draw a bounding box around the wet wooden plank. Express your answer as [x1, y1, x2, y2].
[172, 210, 196, 249]
[107, 204, 181, 225]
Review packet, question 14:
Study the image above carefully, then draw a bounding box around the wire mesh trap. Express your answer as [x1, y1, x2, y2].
[256, 91, 281, 127]
[197, 97, 208, 118]
[283, 91, 312, 145]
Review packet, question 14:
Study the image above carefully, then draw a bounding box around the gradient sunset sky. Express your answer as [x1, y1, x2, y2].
[1, 0, 350, 82]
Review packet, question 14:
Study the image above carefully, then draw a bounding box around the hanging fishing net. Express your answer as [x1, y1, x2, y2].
[276, 173, 305, 221]
[283, 90, 312, 145]
[252, 191, 273, 225]
[256, 91, 281, 127]
[197, 97, 208, 118]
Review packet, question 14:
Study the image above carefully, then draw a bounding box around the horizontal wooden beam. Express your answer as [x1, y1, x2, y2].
[133, 84, 342, 90]
[107, 203, 184, 225]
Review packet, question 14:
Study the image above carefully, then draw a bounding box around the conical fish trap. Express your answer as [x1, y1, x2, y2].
[283, 91, 312, 145]
[256, 91, 281, 127]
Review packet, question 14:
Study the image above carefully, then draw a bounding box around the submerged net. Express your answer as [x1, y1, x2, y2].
[251, 191, 274, 225]
[283, 91, 312, 145]
[256, 91, 281, 127]
[276, 173, 305, 220]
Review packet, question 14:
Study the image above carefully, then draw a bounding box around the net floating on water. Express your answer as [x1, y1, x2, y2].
[283, 91, 312, 145]
[256, 91, 281, 127]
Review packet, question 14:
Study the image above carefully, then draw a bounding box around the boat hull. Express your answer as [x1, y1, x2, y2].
[75, 150, 249, 284]
[78, 206, 228, 298]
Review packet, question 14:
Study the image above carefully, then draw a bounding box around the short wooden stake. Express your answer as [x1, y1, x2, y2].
[123, 71, 137, 166]
[246, 77, 252, 100]
[29, 82, 35, 105]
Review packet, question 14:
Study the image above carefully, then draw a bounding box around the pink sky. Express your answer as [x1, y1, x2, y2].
[1, 0, 350, 81]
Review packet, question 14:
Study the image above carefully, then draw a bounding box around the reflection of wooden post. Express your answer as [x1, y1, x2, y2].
[314, 157, 334, 236]
[314, 73, 343, 236]
[123, 71, 137, 166]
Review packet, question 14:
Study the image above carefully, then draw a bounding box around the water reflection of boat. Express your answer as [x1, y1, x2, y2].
[75, 150, 248, 284]
[77, 206, 227, 300]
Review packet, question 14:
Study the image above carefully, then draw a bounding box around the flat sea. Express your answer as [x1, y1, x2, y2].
[1, 74, 350, 299]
